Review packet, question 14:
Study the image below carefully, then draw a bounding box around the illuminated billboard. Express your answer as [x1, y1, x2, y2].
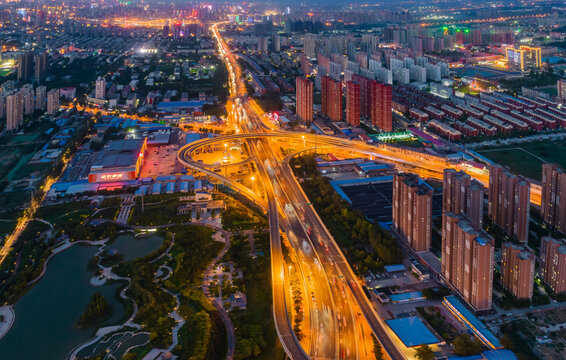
[88, 171, 136, 183]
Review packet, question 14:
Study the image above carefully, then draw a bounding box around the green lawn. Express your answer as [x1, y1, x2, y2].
[227, 232, 285, 360]
[92, 207, 118, 220]
[36, 201, 93, 225]
[8, 133, 39, 144]
[2, 153, 34, 182]
[477, 140, 566, 181]
[0, 68, 13, 77]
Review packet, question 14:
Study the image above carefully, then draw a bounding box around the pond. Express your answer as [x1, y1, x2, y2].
[108, 233, 164, 261]
[0, 245, 127, 360]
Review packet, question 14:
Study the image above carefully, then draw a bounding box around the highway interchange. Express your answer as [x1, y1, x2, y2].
[177, 22, 543, 360]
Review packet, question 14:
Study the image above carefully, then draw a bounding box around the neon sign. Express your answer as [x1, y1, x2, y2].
[100, 173, 124, 181]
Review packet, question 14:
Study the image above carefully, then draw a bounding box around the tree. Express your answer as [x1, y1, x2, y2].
[372, 334, 384, 360]
[77, 293, 111, 328]
[453, 333, 483, 356]
[414, 344, 435, 360]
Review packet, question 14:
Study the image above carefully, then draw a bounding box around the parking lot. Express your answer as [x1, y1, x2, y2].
[139, 145, 180, 179]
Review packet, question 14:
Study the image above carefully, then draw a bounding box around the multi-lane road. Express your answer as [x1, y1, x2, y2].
[181, 22, 543, 360]
[184, 22, 404, 360]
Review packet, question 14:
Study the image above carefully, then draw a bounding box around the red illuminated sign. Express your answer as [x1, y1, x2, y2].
[100, 173, 124, 181]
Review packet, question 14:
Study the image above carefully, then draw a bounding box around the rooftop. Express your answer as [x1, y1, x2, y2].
[156, 100, 206, 109]
[389, 291, 425, 303]
[386, 316, 440, 347]
[92, 139, 145, 169]
[384, 264, 406, 273]
[444, 296, 501, 349]
[448, 349, 518, 360]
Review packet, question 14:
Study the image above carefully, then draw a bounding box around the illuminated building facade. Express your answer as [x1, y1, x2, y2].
[442, 212, 494, 311]
[541, 163, 566, 234]
[346, 81, 360, 127]
[501, 242, 535, 300]
[88, 138, 147, 183]
[296, 77, 313, 122]
[505, 46, 541, 71]
[321, 76, 342, 121]
[540, 237, 566, 294]
[370, 81, 392, 132]
[392, 173, 432, 252]
[443, 169, 484, 229]
[488, 164, 530, 243]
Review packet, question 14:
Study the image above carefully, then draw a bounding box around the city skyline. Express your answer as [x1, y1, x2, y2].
[0, 1, 565, 359]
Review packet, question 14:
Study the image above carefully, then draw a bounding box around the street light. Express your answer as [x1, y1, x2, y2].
[224, 143, 228, 153]
[251, 176, 255, 190]
[302, 135, 305, 147]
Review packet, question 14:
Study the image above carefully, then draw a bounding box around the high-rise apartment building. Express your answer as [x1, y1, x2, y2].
[271, 33, 280, 52]
[299, 54, 310, 75]
[321, 76, 342, 121]
[22, 86, 34, 115]
[472, 30, 482, 45]
[295, 77, 313, 122]
[540, 237, 566, 294]
[257, 37, 268, 52]
[17, 53, 33, 82]
[6, 90, 24, 131]
[35, 86, 46, 111]
[541, 163, 566, 234]
[95, 76, 106, 100]
[304, 33, 318, 59]
[370, 81, 392, 132]
[443, 169, 485, 229]
[34, 52, 49, 83]
[352, 74, 371, 118]
[501, 242, 535, 300]
[442, 212, 494, 311]
[488, 164, 530, 243]
[47, 88, 60, 115]
[559, 79, 566, 100]
[0, 95, 5, 119]
[346, 81, 360, 127]
[392, 173, 432, 252]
